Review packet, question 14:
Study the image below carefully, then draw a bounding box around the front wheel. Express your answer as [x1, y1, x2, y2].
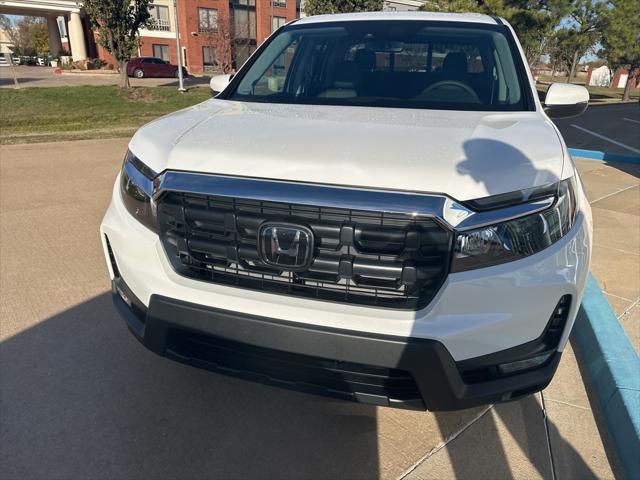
[134, 68, 144, 78]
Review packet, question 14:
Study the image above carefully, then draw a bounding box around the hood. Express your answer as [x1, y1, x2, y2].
[129, 100, 566, 201]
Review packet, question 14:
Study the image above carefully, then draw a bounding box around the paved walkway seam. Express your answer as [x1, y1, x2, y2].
[540, 392, 558, 480]
[398, 405, 493, 479]
[572, 273, 640, 480]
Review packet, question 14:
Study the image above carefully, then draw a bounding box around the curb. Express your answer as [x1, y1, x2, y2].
[569, 148, 640, 164]
[572, 273, 640, 479]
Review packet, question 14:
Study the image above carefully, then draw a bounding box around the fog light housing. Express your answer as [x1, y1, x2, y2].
[497, 352, 554, 375]
[115, 284, 133, 308]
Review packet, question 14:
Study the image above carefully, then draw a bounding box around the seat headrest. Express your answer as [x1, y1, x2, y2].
[442, 52, 468, 76]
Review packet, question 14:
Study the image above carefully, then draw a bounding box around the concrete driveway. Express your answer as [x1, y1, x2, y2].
[0, 65, 209, 88]
[0, 139, 622, 479]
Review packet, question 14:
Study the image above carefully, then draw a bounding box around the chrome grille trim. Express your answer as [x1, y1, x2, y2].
[151, 170, 557, 231]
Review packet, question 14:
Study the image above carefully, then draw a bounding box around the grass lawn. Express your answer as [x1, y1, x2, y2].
[0, 86, 211, 144]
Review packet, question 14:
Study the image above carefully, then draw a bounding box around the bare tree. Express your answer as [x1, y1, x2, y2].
[200, 8, 233, 74]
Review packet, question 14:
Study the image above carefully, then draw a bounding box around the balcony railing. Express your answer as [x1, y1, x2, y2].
[150, 18, 171, 31]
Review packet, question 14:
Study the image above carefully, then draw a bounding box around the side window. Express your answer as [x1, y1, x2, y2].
[431, 43, 484, 74]
[343, 43, 427, 73]
[394, 43, 428, 72]
[251, 41, 299, 95]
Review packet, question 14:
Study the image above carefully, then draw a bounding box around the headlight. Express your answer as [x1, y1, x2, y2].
[452, 177, 578, 272]
[120, 150, 157, 232]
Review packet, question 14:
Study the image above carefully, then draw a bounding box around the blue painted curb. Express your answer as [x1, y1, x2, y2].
[569, 148, 640, 164]
[572, 273, 640, 479]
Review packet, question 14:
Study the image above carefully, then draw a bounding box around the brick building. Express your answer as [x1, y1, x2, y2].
[97, 0, 298, 74]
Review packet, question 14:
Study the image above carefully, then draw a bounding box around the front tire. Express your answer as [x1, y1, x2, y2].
[134, 68, 144, 78]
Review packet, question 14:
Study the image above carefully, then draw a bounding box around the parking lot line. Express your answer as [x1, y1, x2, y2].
[571, 123, 640, 153]
[623, 118, 640, 125]
[570, 124, 640, 154]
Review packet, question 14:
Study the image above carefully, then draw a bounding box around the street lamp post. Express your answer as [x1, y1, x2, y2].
[173, 0, 186, 92]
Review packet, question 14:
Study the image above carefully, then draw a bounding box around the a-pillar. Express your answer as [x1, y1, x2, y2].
[46, 15, 63, 57]
[68, 11, 87, 61]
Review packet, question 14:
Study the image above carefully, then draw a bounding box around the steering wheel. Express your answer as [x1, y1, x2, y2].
[421, 80, 480, 102]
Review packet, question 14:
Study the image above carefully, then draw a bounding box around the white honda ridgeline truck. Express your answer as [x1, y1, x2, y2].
[101, 12, 592, 411]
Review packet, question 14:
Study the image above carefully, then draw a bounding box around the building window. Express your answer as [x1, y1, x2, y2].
[56, 17, 67, 37]
[272, 0, 286, 7]
[271, 16, 286, 33]
[152, 44, 169, 61]
[150, 5, 171, 31]
[203, 46, 216, 71]
[231, 0, 257, 69]
[198, 8, 218, 33]
[232, 8, 256, 40]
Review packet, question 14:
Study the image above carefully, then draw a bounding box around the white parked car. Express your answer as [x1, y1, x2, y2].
[101, 12, 592, 411]
[0, 53, 22, 66]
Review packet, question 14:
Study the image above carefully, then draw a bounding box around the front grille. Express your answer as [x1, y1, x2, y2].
[165, 329, 424, 409]
[157, 192, 453, 309]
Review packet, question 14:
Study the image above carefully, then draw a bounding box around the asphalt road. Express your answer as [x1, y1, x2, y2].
[0, 65, 209, 88]
[553, 103, 640, 156]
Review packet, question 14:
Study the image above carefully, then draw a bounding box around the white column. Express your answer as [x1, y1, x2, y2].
[47, 15, 63, 57]
[68, 11, 87, 61]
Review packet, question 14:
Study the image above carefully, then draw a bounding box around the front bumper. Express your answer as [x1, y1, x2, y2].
[101, 175, 591, 410]
[112, 275, 563, 411]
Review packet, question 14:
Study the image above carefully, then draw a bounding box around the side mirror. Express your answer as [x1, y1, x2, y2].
[544, 83, 589, 119]
[210, 74, 233, 96]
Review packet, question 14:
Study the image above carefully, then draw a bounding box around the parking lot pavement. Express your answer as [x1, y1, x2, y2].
[553, 103, 640, 156]
[0, 139, 621, 479]
[0, 65, 209, 88]
[575, 158, 640, 351]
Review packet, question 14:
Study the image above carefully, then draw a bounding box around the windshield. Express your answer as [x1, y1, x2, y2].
[228, 21, 531, 111]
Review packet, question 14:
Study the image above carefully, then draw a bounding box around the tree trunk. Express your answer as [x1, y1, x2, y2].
[568, 50, 580, 83]
[621, 68, 636, 102]
[119, 60, 130, 89]
[8, 54, 20, 88]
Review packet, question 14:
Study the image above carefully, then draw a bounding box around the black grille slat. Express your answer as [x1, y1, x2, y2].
[158, 192, 452, 310]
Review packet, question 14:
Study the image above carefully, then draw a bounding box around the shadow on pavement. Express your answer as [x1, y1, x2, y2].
[431, 391, 598, 479]
[422, 138, 598, 479]
[153, 76, 212, 88]
[571, 336, 625, 475]
[0, 293, 380, 479]
[0, 77, 41, 87]
[603, 160, 640, 179]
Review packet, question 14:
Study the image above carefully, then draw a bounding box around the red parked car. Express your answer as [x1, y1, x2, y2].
[127, 57, 187, 78]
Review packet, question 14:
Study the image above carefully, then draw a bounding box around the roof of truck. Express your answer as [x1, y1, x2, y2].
[295, 11, 502, 26]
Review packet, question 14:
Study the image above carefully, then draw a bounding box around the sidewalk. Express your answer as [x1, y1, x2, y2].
[0, 141, 627, 479]
[403, 157, 635, 479]
[578, 158, 639, 351]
